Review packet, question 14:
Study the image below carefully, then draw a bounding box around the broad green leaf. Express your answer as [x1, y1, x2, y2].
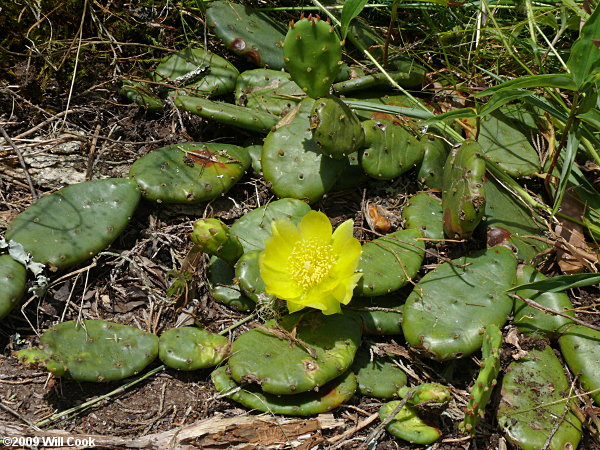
[341, 0, 370, 41]
[476, 74, 577, 97]
[577, 108, 600, 130]
[478, 90, 534, 117]
[423, 108, 476, 126]
[508, 273, 600, 293]
[567, 6, 600, 87]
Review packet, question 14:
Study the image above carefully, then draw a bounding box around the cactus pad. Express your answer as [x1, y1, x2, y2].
[235, 69, 303, 117]
[0, 255, 27, 320]
[351, 347, 407, 398]
[262, 99, 347, 203]
[229, 198, 311, 253]
[559, 325, 600, 405]
[129, 143, 251, 204]
[441, 140, 486, 239]
[153, 47, 238, 97]
[206, 1, 287, 69]
[402, 246, 516, 360]
[398, 383, 452, 407]
[498, 346, 582, 449]
[378, 401, 442, 445]
[416, 136, 449, 190]
[228, 311, 361, 395]
[513, 265, 575, 337]
[355, 229, 425, 297]
[207, 256, 255, 312]
[212, 366, 357, 416]
[158, 327, 230, 371]
[234, 250, 274, 305]
[6, 179, 140, 271]
[346, 293, 406, 336]
[283, 15, 342, 99]
[16, 320, 158, 382]
[120, 80, 163, 112]
[190, 218, 243, 266]
[402, 192, 444, 240]
[360, 120, 424, 181]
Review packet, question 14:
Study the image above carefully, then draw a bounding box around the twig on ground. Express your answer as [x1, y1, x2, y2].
[0, 125, 38, 199]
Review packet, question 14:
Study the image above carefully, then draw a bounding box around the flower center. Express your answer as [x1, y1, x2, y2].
[288, 239, 336, 290]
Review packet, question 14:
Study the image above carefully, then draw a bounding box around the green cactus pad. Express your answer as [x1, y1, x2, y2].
[513, 265, 575, 337]
[559, 325, 600, 405]
[333, 68, 425, 93]
[6, 179, 140, 271]
[355, 229, 425, 297]
[153, 47, 238, 97]
[129, 143, 250, 204]
[235, 69, 303, 117]
[212, 366, 357, 416]
[0, 255, 27, 320]
[416, 136, 449, 190]
[283, 15, 342, 99]
[262, 99, 347, 203]
[234, 250, 275, 305]
[484, 178, 550, 263]
[360, 120, 424, 181]
[229, 198, 311, 253]
[402, 192, 444, 240]
[190, 218, 243, 266]
[331, 152, 370, 191]
[246, 144, 263, 175]
[207, 256, 255, 312]
[351, 348, 407, 399]
[345, 293, 406, 336]
[173, 95, 279, 134]
[478, 109, 541, 177]
[398, 383, 452, 407]
[228, 311, 361, 395]
[309, 96, 364, 158]
[402, 246, 516, 360]
[459, 324, 502, 434]
[498, 346, 582, 449]
[120, 80, 164, 112]
[16, 320, 158, 382]
[378, 402, 442, 445]
[442, 140, 486, 239]
[206, 2, 287, 69]
[158, 327, 230, 371]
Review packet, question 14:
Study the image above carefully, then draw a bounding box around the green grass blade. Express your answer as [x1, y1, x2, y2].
[478, 90, 535, 116]
[508, 273, 600, 293]
[476, 74, 577, 97]
[423, 108, 476, 125]
[567, 5, 600, 87]
[552, 129, 580, 215]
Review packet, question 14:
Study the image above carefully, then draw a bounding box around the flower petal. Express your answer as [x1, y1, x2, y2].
[259, 254, 303, 299]
[331, 219, 355, 254]
[271, 219, 301, 244]
[299, 210, 332, 243]
[286, 300, 307, 314]
[331, 237, 362, 277]
[332, 273, 362, 305]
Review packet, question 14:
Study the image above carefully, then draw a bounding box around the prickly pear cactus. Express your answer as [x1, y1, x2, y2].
[228, 311, 361, 395]
[331, 152, 369, 191]
[355, 229, 425, 297]
[0, 255, 27, 320]
[477, 109, 541, 177]
[351, 347, 407, 399]
[158, 327, 230, 371]
[206, 1, 287, 69]
[378, 401, 441, 445]
[309, 96, 364, 158]
[129, 143, 251, 204]
[190, 218, 243, 266]
[16, 320, 158, 382]
[120, 81, 164, 112]
[398, 383, 452, 410]
[497, 346, 582, 449]
[6, 179, 140, 271]
[207, 256, 255, 312]
[283, 14, 342, 99]
[402, 246, 516, 360]
[416, 136, 449, 190]
[441, 140, 486, 239]
[402, 192, 444, 240]
[559, 325, 600, 405]
[459, 324, 502, 434]
[484, 178, 550, 263]
[262, 99, 348, 203]
[235, 69, 303, 117]
[234, 250, 275, 305]
[153, 47, 238, 97]
[333, 68, 426, 93]
[173, 95, 279, 134]
[212, 366, 357, 416]
[229, 198, 311, 253]
[246, 144, 263, 176]
[513, 265, 575, 337]
[360, 120, 424, 181]
[346, 293, 406, 336]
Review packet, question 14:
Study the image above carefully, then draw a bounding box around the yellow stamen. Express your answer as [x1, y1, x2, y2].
[288, 238, 336, 290]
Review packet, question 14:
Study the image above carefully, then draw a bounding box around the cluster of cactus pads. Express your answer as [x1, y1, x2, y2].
[3, 2, 599, 448]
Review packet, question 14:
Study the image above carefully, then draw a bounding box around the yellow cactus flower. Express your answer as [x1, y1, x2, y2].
[259, 210, 362, 315]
